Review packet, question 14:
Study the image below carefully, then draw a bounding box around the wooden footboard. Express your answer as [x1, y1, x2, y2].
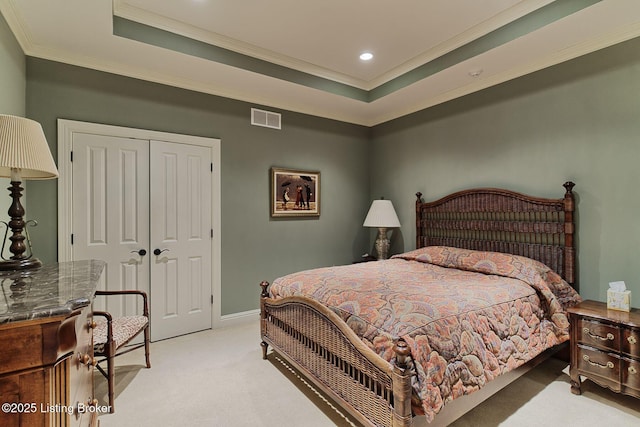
[260, 282, 413, 427]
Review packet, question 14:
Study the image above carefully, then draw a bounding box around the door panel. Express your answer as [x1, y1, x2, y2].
[72, 133, 150, 317]
[150, 140, 212, 341]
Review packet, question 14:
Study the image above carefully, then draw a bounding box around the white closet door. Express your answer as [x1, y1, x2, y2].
[149, 140, 212, 341]
[71, 133, 150, 316]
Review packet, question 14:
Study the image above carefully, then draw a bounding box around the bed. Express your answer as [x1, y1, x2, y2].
[259, 182, 580, 426]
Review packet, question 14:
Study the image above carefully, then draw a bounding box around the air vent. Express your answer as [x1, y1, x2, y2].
[251, 108, 281, 130]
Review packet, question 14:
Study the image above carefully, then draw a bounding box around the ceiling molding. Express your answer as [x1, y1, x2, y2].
[10, 16, 640, 128]
[112, 16, 370, 102]
[366, 0, 557, 89]
[113, 0, 559, 92]
[369, 19, 640, 126]
[0, 0, 34, 52]
[2, 0, 640, 127]
[112, 0, 604, 104]
[22, 43, 374, 126]
[113, 0, 370, 89]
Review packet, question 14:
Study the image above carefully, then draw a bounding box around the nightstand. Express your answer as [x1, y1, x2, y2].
[567, 300, 640, 399]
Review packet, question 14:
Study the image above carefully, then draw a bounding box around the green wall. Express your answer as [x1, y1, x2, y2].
[0, 13, 24, 114]
[25, 58, 371, 315]
[0, 13, 25, 256]
[371, 37, 640, 304]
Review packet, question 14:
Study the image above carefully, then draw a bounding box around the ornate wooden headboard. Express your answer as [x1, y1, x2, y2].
[416, 182, 576, 286]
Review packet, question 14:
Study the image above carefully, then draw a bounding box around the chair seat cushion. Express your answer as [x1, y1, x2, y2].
[93, 315, 149, 353]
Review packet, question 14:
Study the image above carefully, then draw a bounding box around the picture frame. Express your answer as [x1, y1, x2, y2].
[270, 167, 320, 217]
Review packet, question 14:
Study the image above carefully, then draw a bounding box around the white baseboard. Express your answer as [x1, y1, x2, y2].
[217, 308, 260, 329]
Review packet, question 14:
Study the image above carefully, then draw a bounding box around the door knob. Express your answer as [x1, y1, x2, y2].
[153, 248, 169, 256]
[131, 249, 147, 256]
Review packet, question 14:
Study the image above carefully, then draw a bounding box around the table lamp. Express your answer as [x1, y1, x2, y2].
[363, 198, 400, 260]
[0, 115, 58, 270]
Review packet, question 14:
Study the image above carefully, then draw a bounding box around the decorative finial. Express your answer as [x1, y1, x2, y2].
[393, 338, 411, 368]
[563, 181, 575, 194]
[259, 281, 270, 298]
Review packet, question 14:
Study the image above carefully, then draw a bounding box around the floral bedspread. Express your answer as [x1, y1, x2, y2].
[269, 246, 582, 423]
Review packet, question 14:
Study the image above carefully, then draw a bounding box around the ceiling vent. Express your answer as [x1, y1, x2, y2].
[251, 108, 281, 130]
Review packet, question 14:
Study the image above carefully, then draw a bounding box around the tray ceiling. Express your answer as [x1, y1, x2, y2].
[2, 0, 639, 126]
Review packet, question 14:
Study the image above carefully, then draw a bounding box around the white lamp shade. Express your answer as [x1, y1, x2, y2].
[363, 199, 400, 228]
[0, 114, 59, 180]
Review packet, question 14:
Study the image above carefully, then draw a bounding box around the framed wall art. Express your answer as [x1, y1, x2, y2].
[271, 167, 320, 217]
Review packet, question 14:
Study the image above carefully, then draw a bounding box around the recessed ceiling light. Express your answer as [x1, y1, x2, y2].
[360, 52, 373, 61]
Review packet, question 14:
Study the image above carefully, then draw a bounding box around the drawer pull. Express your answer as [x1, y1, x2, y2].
[630, 367, 638, 375]
[77, 353, 97, 367]
[629, 336, 638, 345]
[582, 355, 614, 369]
[583, 328, 614, 342]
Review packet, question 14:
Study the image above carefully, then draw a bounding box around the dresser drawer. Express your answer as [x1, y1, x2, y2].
[621, 328, 639, 358]
[70, 306, 95, 410]
[577, 318, 620, 352]
[622, 357, 640, 395]
[576, 344, 621, 391]
[46, 305, 95, 427]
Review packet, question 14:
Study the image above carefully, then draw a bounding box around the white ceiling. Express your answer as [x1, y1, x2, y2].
[2, 0, 640, 126]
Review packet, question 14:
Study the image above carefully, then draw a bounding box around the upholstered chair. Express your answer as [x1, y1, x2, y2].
[93, 290, 151, 412]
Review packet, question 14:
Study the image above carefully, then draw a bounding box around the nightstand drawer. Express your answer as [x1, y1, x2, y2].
[576, 345, 621, 390]
[577, 318, 620, 352]
[622, 357, 640, 394]
[622, 328, 640, 358]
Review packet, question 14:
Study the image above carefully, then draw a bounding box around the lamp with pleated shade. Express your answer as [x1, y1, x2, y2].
[363, 198, 400, 260]
[0, 115, 58, 270]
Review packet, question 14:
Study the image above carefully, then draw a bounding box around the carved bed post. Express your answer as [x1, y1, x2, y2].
[392, 338, 413, 427]
[259, 281, 270, 359]
[415, 192, 423, 249]
[562, 182, 576, 286]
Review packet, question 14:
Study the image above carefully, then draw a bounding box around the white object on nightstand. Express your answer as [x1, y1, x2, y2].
[607, 281, 631, 312]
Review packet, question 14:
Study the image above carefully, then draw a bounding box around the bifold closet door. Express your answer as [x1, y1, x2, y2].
[71, 133, 150, 317]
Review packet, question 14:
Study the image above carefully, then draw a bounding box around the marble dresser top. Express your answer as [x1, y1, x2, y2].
[0, 259, 105, 325]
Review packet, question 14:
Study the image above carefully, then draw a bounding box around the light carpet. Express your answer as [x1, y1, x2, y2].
[96, 320, 639, 427]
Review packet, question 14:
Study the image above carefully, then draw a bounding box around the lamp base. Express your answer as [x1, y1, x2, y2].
[374, 227, 390, 260]
[0, 257, 42, 271]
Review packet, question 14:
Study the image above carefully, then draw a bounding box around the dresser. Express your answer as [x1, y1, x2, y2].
[0, 260, 105, 427]
[567, 300, 640, 398]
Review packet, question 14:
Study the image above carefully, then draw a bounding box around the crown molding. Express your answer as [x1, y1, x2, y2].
[0, 0, 36, 52]
[113, 0, 370, 90]
[10, 17, 640, 128]
[113, 0, 556, 92]
[370, 20, 640, 126]
[18, 40, 371, 126]
[366, 0, 556, 89]
[4, 0, 640, 127]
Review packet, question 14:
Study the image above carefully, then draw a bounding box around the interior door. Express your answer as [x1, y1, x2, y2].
[149, 140, 212, 341]
[71, 133, 150, 316]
